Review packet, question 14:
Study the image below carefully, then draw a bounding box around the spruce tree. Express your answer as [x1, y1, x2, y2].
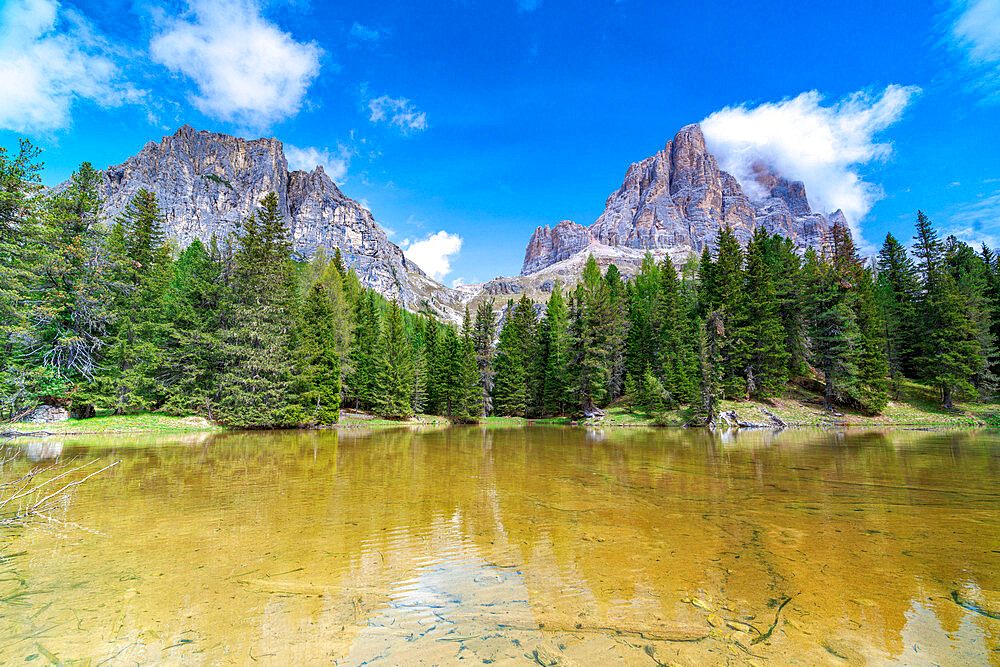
[801, 247, 860, 410]
[571, 255, 614, 414]
[702, 226, 746, 397]
[534, 281, 571, 415]
[381, 300, 415, 418]
[473, 301, 497, 416]
[161, 238, 224, 416]
[493, 297, 535, 416]
[456, 307, 483, 421]
[297, 282, 341, 424]
[30, 164, 114, 380]
[875, 232, 920, 391]
[217, 192, 299, 427]
[0, 140, 52, 418]
[741, 227, 788, 397]
[100, 189, 173, 414]
[912, 212, 981, 407]
[855, 266, 890, 413]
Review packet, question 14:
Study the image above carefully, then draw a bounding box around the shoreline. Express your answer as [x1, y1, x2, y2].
[3, 382, 997, 437]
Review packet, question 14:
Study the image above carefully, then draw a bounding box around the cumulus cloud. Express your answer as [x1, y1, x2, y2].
[285, 143, 352, 183]
[368, 94, 427, 132]
[0, 0, 142, 133]
[949, 0, 1000, 98]
[700, 85, 920, 240]
[150, 0, 322, 127]
[401, 231, 462, 281]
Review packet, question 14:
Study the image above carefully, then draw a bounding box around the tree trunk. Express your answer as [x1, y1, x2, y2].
[943, 385, 953, 409]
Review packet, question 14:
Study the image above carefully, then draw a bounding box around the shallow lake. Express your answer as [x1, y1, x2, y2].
[1, 426, 999, 664]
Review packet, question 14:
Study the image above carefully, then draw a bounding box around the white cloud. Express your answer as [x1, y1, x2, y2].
[942, 189, 1000, 250]
[949, 0, 1000, 98]
[451, 276, 466, 288]
[700, 85, 920, 241]
[368, 94, 427, 132]
[349, 22, 380, 42]
[285, 143, 352, 183]
[401, 231, 462, 281]
[150, 0, 322, 127]
[0, 0, 142, 133]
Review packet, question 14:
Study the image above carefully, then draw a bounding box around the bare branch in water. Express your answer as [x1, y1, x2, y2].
[0, 451, 120, 526]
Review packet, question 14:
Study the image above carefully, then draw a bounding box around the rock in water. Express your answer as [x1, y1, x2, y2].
[520, 124, 845, 275]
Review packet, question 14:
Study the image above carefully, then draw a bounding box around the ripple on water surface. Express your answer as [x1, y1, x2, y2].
[0, 426, 998, 664]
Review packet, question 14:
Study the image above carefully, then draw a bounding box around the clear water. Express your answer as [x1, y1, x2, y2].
[1, 426, 999, 665]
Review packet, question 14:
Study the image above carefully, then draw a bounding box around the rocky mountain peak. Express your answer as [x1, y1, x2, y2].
[93, 126, 451, 314]
[520, 123, 844, 275]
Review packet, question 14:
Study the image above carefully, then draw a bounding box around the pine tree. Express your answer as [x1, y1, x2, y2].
[493, 297, 535, 416]
[381, 300, 414, 418]
[533, 281, 571, 415]
[912, 212, 981, 407]
[875, 232, 920, 392]
[473, 301, 497, 416]
[217, 192, 299, 427]
[571, 255, 614, 414]
[702, 226, 746, 397]
[297, 282, 341, 424]
[801, 247, 860, 410]
[160, 238, 224, 416]
[742, 227, 788, 397]
[0, 139, 52, 419]
[456, 307, 482, 421]
[99, 189, 173, 414]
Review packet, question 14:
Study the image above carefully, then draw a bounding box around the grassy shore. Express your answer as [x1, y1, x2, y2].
[4, 413, 219, 435]
[4, 381, 997, 435]
[565, 381, 1000, 428]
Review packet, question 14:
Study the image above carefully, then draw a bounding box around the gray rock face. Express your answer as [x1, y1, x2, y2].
[521, 124, 844, 275]
[25, 405, 69, 424]
[97, 126, 427, 308]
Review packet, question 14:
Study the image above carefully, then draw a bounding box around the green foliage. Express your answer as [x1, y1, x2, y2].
[492, 296, 536, 416]
[5, 141, 995, 423]
[297, 283, 341, 424]
[742, 227, 788, 397]
[216, 192, 300, 428]
[201, 173, 234, 190]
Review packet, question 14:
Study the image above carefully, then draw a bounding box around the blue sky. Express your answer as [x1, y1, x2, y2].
[1, 0, 999, 285]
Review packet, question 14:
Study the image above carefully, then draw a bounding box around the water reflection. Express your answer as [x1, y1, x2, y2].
[0, 426, 998, 664]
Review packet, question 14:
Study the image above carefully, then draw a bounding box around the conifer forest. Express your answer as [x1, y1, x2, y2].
[3, 142, 998, 428]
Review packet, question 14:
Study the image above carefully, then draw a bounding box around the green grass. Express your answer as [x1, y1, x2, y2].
[5, 412, 220, 435]
[570, 380, 1000, 429]
[6, 379, 996, 436]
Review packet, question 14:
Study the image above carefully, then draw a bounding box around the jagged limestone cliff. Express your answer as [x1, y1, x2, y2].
[520, 124, 845, 275]
[96, 125, 463, 316]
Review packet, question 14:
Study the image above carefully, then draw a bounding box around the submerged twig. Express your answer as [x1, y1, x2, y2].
[751, 597, 792, 645]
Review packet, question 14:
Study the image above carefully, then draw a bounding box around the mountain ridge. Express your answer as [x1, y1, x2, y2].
[519, 124, 846, 276]
[88, 125, 471, 318]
